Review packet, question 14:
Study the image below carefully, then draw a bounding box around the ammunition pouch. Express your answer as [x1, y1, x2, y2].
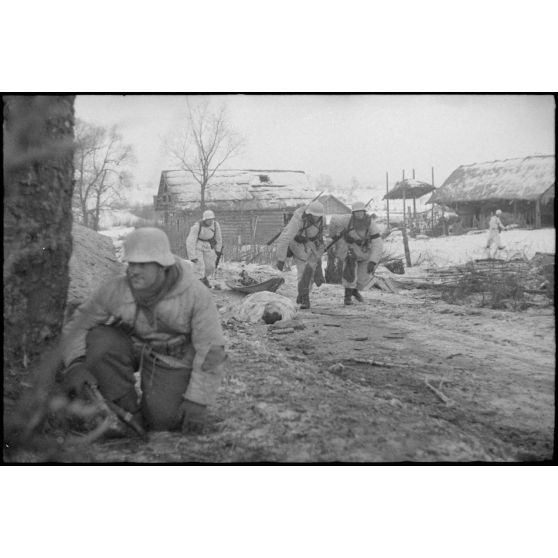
[109, 317, 191, 360]
[294, 234, 323, 247]
[145, 334, 191, 359]
[208, 237, 217, 249]
[344, 233, 368, 249]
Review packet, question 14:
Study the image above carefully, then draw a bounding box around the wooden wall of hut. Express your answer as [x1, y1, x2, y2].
[445, 199, 553, 229]
[157, 208, 289, 259]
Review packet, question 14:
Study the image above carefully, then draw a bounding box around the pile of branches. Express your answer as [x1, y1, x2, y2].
[433, 256, 554, 310]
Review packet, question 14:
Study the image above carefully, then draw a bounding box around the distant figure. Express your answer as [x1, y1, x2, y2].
[485, 209, 506, 258]
[186, 210, 223, 287]
[439, 215, 448, 236]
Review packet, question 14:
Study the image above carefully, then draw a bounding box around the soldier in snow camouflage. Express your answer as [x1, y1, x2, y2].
[61, 227, 226, 436]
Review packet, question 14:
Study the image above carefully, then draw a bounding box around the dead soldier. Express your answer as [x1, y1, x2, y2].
[186, 209, 223, 288]
[60, 227, 226, 436]
[328, 201, 383, 305]
[275, 201, 325, 309]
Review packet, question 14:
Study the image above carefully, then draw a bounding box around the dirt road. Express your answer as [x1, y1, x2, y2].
[78, 269, 554, 463]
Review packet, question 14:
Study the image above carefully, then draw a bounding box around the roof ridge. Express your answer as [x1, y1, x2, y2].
[162, 168, 307, 174]
[458, 154, 555, 168]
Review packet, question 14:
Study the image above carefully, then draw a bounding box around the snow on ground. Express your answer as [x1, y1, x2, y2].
[383, 228, 555, 275]
[98, 208, 142, 229]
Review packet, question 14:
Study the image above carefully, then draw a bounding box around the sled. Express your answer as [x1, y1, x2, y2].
[225, 276, 285, 294]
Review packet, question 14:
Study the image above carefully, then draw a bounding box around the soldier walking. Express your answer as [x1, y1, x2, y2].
[186, 209, 223, 287]
[328, 202, 383, 305]
[275, 201, 325, 310]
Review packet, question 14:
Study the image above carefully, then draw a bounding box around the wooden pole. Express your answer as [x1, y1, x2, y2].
[412, 168, 415, 179]
[402, 189, 406, 228]
[431, 166, 435, 232]
[401, 225, 412, 267]
[386, 171, 390, 229]
[402, 170, 406, 228]
[535, 198, 541, 229]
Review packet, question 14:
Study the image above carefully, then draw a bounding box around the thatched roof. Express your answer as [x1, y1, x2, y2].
[383, 178, 434, 200]
[429, 155, 555, 204]
[155, 169, 319, 211]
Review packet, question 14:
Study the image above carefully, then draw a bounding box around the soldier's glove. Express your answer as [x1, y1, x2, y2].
[179, 399, 207, 435]
[367, 261, 377, 274]
[61, 358, 98, 397]
[276, 261, 285, 271]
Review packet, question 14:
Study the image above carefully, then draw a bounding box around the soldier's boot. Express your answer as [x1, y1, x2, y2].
[200, 277, 211, 288]
[296, 294, 302, 304]
[299, 294, 311, 310]
[352, 289, 364, 302]
[344, 288, 354, 305]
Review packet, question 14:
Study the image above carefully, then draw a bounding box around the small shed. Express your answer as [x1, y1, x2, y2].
[154, 169, 321, 258]
[383, 178, 435, 211]
[316, 194, 351, 222]
[428, 155, 555, 228]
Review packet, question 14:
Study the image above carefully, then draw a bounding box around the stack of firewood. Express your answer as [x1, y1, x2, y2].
[425, 259, 532, 287]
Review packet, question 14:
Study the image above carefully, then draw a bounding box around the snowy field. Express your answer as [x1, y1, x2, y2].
[383, 228, 555, 273]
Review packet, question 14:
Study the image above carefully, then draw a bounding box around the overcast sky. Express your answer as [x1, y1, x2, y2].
[75, 94, 555, 202]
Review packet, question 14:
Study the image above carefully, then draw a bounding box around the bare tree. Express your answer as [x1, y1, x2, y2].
[166, 99, 244, 210]
[74, 119, 135, 230]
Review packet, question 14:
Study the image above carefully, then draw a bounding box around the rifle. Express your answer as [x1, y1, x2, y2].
[246, 190, 325, 264]
[215, 250, 223, 269]
[84, 384, 148, 441]
[324, 196, 375, 251]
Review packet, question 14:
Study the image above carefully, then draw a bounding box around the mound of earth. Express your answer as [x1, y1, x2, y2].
[66, 224, 125, 318]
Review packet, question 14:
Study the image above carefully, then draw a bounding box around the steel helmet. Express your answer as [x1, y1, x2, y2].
[351, 201, 366, 212]
[203, 209, 215, 220]
[305, 201, 324, 217]
[123, 227, 175, 267]
[495, 209, 502, 215]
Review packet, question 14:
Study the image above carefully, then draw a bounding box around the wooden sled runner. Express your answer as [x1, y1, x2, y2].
[225, 276, 285, 294]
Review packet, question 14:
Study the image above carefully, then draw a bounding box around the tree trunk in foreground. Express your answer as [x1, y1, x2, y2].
[3, 95, 75, 370]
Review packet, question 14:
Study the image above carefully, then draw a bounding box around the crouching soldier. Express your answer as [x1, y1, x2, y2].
[60, 227, 227, 436]
[275, 201, 325, 310]
[329, 202, 383, 305]
[186, 209, 223, 287]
